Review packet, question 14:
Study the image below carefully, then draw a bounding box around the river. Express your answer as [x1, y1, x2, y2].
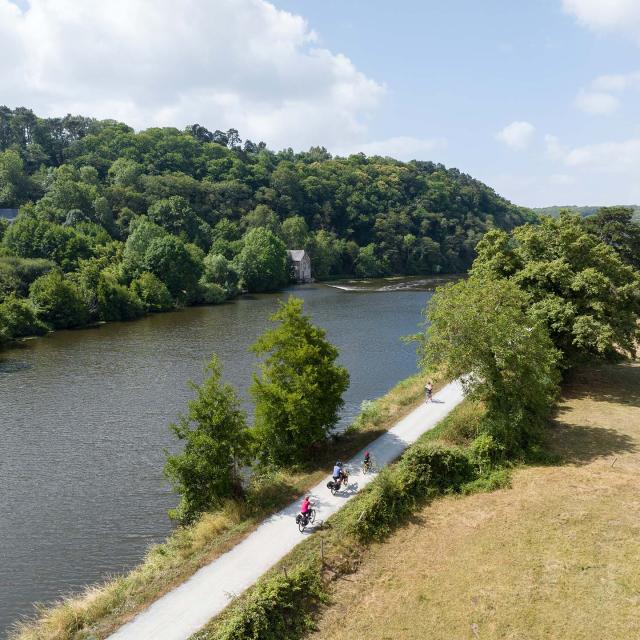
[0, 277, 448, 636]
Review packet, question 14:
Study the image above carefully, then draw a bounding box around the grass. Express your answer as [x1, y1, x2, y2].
[192, 391, 502, 640]
[309, 361, 640, 640]
[10, 371, 438, 640]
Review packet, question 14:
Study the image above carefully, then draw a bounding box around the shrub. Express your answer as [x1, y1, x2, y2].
[29, 270, 89, 329]
[96, 274, 144, 321]
[208, 562, 326, 640]
[468, 433, 505, 474]
[199, 282, 227, 305]
[130, 272, 173, 313]
[346, 442, 472, 542]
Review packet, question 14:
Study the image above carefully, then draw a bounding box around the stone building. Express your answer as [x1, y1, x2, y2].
[287, 249, 312, 283]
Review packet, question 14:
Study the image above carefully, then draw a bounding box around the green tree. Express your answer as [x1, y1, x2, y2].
[251, 297, 350, 466]
[96, 272, 144, 321]
[584, 206, 640, 270]
[202, 253, 239, 298]
[0, 149, 32, 206]
[280, 215, 310, 249]
[3, 216, 92, 271]
[143, 235, 203, 301]
[164, 355, 251, 522]
[419, 276, 560, 452]
[0, 294, 47, 346]
[244, 204, 281, 235]
[471, 214, 640, 364]
[29, 270, 89, 329]
[234, 227, 288, 292]
[130, 272, 173, 312]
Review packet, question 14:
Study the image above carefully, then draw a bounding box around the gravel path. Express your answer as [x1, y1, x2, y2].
[108, 380, 465, 640]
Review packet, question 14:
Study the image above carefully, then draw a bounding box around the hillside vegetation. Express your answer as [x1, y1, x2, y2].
[0, 106, 531, 347]
[310, 362, 640, 640]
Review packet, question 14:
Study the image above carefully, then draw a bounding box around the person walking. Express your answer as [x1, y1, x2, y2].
[425, 380, 433, 403]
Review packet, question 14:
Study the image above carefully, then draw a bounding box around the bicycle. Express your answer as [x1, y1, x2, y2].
[362, 458, 373, 474]
[295, 508, 316, 532]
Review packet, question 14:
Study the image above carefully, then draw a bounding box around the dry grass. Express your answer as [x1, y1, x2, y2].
[10, 372, 437, 640]
[311, 362, 640, 640]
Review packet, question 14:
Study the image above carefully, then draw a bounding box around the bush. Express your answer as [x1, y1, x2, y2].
[346, 442, 472, 542]
[468, 433, 505, 474]
[29, 270, 89, 329]
[0, 294, 48, 346]
[130, 272, 173, 312]
[96, 274, 144, 321]
[0, 256, 55, 300]
[198, 282, 227, 305]
[209, 562, 325, 640]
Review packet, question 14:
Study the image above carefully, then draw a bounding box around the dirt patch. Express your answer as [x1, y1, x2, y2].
[311, 362, 640, 640]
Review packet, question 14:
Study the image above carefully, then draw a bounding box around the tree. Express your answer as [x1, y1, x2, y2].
[202, 253, 239, 298]
[584, 206, 640, 270]
[164, 355, 251, 522]
[0, 149, 32, 206]
[244, 204, 281, 235]
[234, 227, 289, 292]
[471, 214, 640, 364]
[3, 215, 93, 271]
[130, 272, 173, 312]
[0, 294, 47, 346]
[281, 215, 310, 249]
[29, 270, 89, 329]
[419, 276, 560, 452]
[95, 272, 144, 321]
[143, 235, 203, 301]
[251, 297, 350, 466]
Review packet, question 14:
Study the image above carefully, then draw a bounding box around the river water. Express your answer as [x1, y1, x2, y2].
[0, 277, 447, 636]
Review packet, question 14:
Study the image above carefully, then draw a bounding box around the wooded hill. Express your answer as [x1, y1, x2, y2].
[0, 106, 533, 344]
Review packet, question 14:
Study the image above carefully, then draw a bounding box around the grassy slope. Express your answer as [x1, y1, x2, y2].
[11, 374, 435, 640]
[310, 362, 640, 640]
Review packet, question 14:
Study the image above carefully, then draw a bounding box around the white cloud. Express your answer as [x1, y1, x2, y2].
[592, 71, 640, 91]
[496, 121, 535, 150]
[573, 71, 640, 116]
[0, 0, 385, 150]
[335, 136, 447, 160]
[563, 137, 640, 170]
[562, 0, 640, 41]
[574, 90, 620, 115]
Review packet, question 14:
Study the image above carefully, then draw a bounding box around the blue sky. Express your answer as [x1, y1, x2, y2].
[2, 0, 640, 206]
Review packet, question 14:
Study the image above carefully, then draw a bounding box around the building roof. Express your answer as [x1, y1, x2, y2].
[287, 249, 307, 262]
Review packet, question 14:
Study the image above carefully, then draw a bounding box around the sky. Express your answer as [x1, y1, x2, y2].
[2, 0, 640, 207]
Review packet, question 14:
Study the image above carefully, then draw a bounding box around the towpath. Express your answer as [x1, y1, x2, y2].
[108, 380, 465, 640]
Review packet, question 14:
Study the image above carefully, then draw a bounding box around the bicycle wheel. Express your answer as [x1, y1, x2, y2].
[309, 509, 316, 524]
[298, 519, 306, 533]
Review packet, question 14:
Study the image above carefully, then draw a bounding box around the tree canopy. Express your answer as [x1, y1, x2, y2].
[0, 105, 533, 346]
[164, 355, 251, 522]
[471, 213, 640, 365]
[251, 297, 350, 466]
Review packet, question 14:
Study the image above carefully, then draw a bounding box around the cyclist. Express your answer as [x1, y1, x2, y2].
[332, 461, 347, 485]
[363, 451, 371, 471]
[300, 496, 312, 520]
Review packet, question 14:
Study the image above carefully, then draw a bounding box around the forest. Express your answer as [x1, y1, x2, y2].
[0, 106, 533, 346]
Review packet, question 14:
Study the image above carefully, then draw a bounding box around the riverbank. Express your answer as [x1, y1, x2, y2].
[309, 361, 640, 639]
[0, 274, 459, 353]
[10, 372, 438, 640]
